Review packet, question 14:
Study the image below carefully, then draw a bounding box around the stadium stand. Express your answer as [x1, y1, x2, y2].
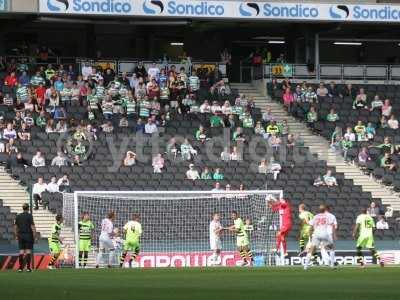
[0, 58, 398, 249]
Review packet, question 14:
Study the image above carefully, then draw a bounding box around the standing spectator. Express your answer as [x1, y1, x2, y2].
[32, 177, 48, 210]
[358, 147, 371, 168]
[282, 87, 294, 112]
[186, 164, 200, 180]
[14, 203, 36, 272]
[152, 153, 164, 173]
[32, 151, 45, 167]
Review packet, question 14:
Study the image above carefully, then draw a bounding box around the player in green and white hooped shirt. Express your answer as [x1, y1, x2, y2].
[228, 211, 253, 266]
[48, 214, 63, 269]
[352, 208, 384, 268]
[120, 214, 142, 268]
[78, 212, 94, 267]
[298, 203, 314, 253]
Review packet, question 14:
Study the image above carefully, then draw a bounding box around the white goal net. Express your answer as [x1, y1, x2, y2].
[62, 190, 282, 268]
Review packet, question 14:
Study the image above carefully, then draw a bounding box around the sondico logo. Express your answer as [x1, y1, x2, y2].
[142, 0, 164, 14]
[239, 2, 260, 17]
[329, 5, 350, 19]
[47, 0, 69, 11]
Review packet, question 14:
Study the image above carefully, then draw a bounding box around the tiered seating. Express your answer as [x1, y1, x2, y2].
[0, 199, 16, 241]
[269, 83, 400, 191]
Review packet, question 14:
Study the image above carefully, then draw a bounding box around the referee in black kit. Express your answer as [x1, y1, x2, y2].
[14, 203, 37, 272]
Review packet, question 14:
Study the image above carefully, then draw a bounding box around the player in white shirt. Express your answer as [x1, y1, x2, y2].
[96, 211, 116, 268]
[322, 205, 338, 267]
[304, 205, 336, 270]
[209, 213, 224, 265]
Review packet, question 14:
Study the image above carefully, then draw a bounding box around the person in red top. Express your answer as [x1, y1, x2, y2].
[35, 83, 47, 108]
[4, 72, 18, 88]
[269, 197, 292, 256]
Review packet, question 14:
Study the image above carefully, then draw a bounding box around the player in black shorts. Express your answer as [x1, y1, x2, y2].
[14, 203, 37, 272]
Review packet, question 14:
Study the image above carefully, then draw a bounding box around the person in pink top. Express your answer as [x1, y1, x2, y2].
[282, 87, 294, 112]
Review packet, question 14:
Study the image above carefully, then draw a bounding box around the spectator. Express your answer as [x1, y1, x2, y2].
[367, 202, 380, 218]
[200, 100, 211, 113]
[181, 138, 197, 160]
[381, 99, 392, 118]
[242, 112, 254, 128]
[186, 164, 200, 180]
[266, 120, 279, 137]
[152, 153, 164, 173]
[267, 158, 281, 180]
[166, 137, 178, 159]
[353, 88, 367, 109]
[32, 177, 47, 210]
[221, 147, 231, 161]
[282, 87, 294, 112]
[304, 86, 317, 103]
[221, 101, 232, 115]
[385, 206, 393, 218]
[376, 216, 389, 230]
[366, 123, 376, 140]
[354, 121, 367, 141]
[341, 136, 352, 162]
[230, 146, 242, 161]
[380, 152, 396, 171]
[101, 121, 114, 133]
[51, 151, 68, 167]
[313, 176, 325, 186]
[316, 82, 329, 99]
[268, 132, 282, 154]
[144, 118, 158, 135]
[17, 122, 31, 141]
[32, 151, 45, 167]
[344, 127, 356, 142]
[323, 170, 338, 186]
[358, 147, 371, 168]
[57, 175, 70, 192]
[232, 127, 246, 143]
[123, 151, 136, 166]
[213, 168, 224, 180]
[3, 123, 17, 140]
[47, 176, 59, 193]
[376, 136, 393, 153]
[388, 115, 399, 130]
[211, 182, 223, 192]
[258, 159, 268, 174]
[210, 112, 224, 127]
[195, 125, 208, 143]
[327, 81, 339, 98]
[262, 107, 274, 124]
[254, 121, 266, 137]
[201, 167, 212, 179]
[15, 153, 29, 167]
[370, 95, 383, 111]
[326, 108, 339, 122]
[306, 106, 318, 129]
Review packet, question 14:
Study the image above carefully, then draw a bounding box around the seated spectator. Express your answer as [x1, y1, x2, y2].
[367, 202, 380, 218]
[230, 146, 242, 161]
[366, 123, 376, 140]
[268, 132, 281, 153]
[286, 134, 296, 150]
[354, 121, 367, 141]
[282, 87, 294, 112]
[57, 174, 70, 192]
[32, 151, 45, 167]
[376, 216, 389, 230]
[221, 101, 232, 115]
[353, 88, 367, 109]
[376, 136, 393, 153]
[254, 121, 266, 137]
[47, 176, 59, 193]
[380, 152, 396, 171]
[101, 121, 114, 133]
[266, 121, 279, 137]
[166, 138, 178, 159]
[379, 116, 388, 129]
[200, 100, 211, 113]
[326, 108, 339, 122]
[232, 127, 246, 143]
[327, 81, 339, 98]
[195, 125, 208, 143]
[262, 107, 274, 124]
[119, 116, 128, 128]
[51, 151, 68, 167]
[313, 176, 325, 186]
[221, 147, 231, 161]
[181, 138, 197, 160]
[304, 86, 317, 103]
[316, 82, 329, 99]
[152, 153, 164, 173]
[3, 123, 17, 140]
[306, 106, 318, 129]
[370, 95, 383, 111]
[32, 177, 48, 209]
[242, 112, 254, 128]
[211, 101, 222, 114]
[135, 118, 145, 133]
[45, 119, 56, 133]
[186, 164, 200, 180]
[341, 83, 356, 99]
[144, 118, 158, 135]
[213, 168, 224, 180]
[71, 154, 82, 166]
[388, 115, 399, 130]
[344, 127, 356, 142]
[211, 182, 223, 192]
[384, 206, 393, 218]
[358, 147, 371, 168]
[267, 158, 281, 180]
[201, 167, 212, 179]
[323, 170, 338, 186]
[381, 99, 392, 118]
[258, 159, 268, 174]
[4, 138, 18, 155]
[330, 127, 343, 151]
[17, 122, 31, 141]
[15, 153, 29, 167]
[210, 113, 224, 127]
[123, 151, 136, 166]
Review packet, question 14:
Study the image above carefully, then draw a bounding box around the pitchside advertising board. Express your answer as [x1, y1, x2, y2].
[1, 251, 400, 269]
[40, 0, 400, 23]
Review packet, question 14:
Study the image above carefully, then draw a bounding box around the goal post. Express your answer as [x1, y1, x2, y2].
[63, 190, 283, 268]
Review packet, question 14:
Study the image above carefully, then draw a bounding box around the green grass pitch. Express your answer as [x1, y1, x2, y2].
[1, 267, 399, 300]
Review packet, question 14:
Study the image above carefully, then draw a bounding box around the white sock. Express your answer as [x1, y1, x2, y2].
[96, 251, 104, 266]
[108, 250, 115, 266]
[329, 250, 335, 267]
[304, 253, 311, 270]
[321, 248, 330, 266]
